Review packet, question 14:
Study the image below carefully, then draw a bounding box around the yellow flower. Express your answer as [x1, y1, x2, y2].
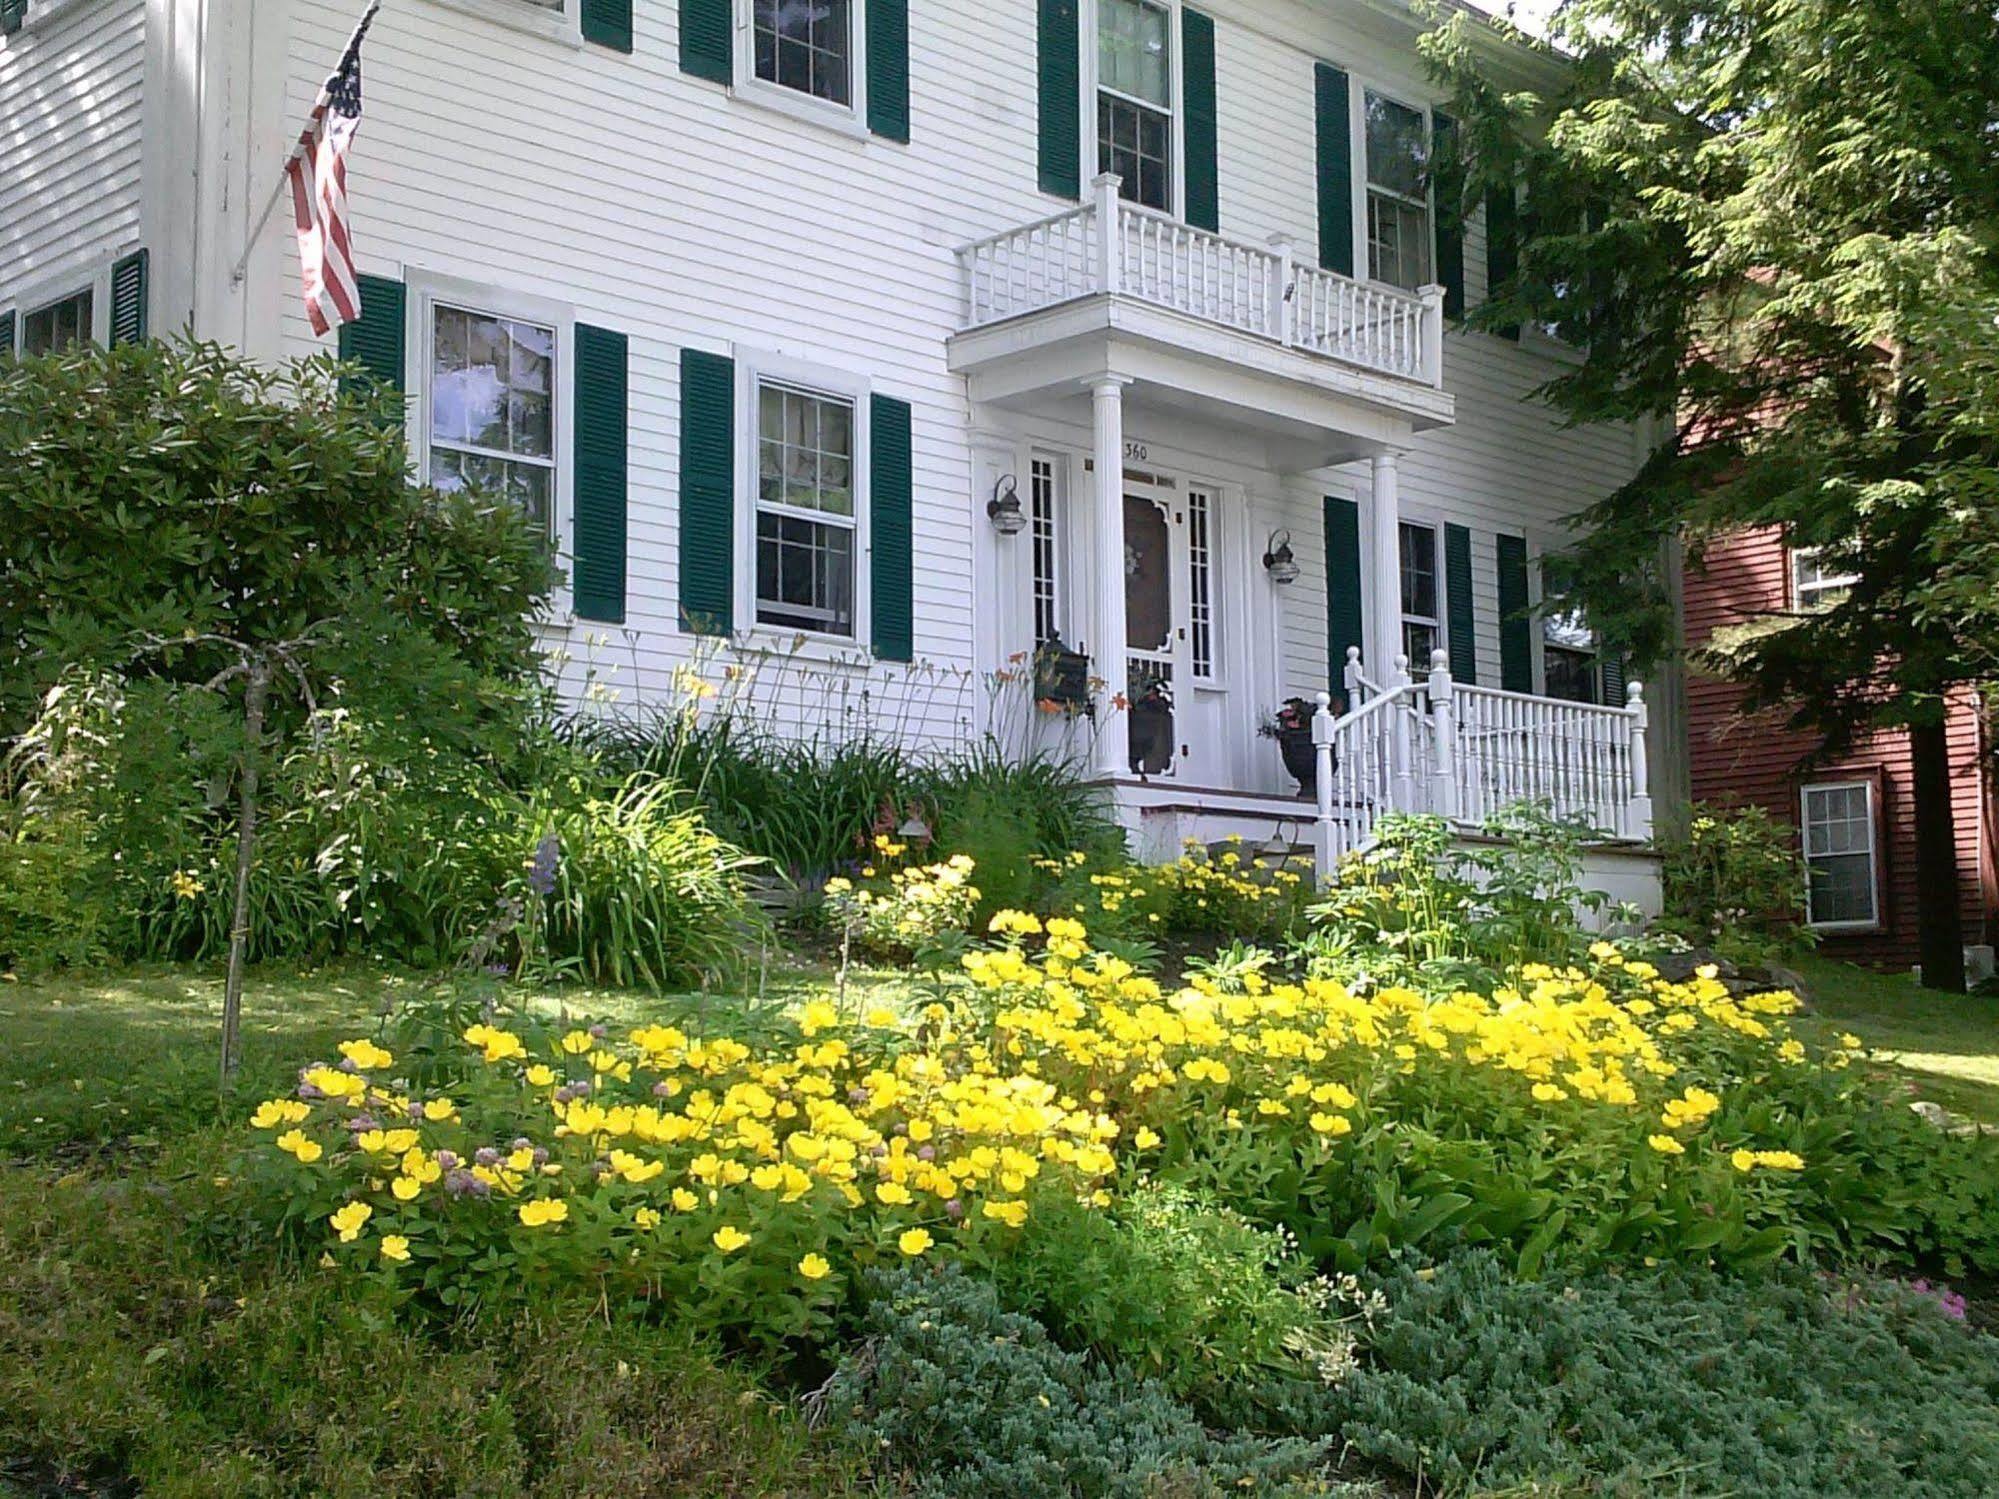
[337, 1038, 394, 1071]
[424, 1098, 458, 1122]
[981, 1200, 1028, 1229]
[276, 1129, 323, 1164]
[712, 1225, 752, 1253]
[330, 1201, 372, 1242]
[798, 1253, 832, 1280]
[897, 1227, 934, 1256]
[634, 1207, 662, 1230]
[1531, 1083, 1568, 1103]
[1730, 1149, 1757, 1173]
[518, 1199, 569, 1228]
[1752, 1149, 1805, 1171]
[1309, 1112, 1352, 1137]
[1646, 1134, 1685, 1156]
[1132, 1127, 1161, 1150]
[670, 1188, 700, 1212]
[251, 1099, 310, 1129]
[379, 1234, 411, 1263]
[875, 1182, 914, 1206]
[799, 1001, 840, 1037]
[526, 1064, 557, 1087]
[169, 869, 205, 901]
[390, 1175, 422, 1201]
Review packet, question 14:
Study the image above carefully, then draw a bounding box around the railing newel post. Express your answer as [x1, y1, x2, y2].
[1268, 233, 1295, 346]
[1427, 649, 1457, 823]
[1312, 690, 1338, 878]
[1092, 173, 1123, 297]
[1417, 282, 1445, 385]
[1390, 652, 1417, 814]
[1625, 681, 1653, 842]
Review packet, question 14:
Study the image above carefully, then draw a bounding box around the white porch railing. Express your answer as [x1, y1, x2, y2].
[957, 174, 1445, 388]
[1311, 648, 1653, 870]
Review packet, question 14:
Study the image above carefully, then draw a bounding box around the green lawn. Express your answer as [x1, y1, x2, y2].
[1794, 953, 1999, 1126]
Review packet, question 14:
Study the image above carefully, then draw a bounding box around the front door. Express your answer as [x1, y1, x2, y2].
[1123, 481, 1187, 779]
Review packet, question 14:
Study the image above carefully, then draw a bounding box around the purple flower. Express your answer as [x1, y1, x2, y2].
[944, 1199, 964, 1219]
[484, 962, 513, 979]
[346, 1114, 378, 1134]
[297, 1083, 325, 1102]
[435, 1150, 460, 1170]
[511, 1137, 533, 1152]
[588, 1024, 608, 1040]
[444, 1168, 478, 1196]
[916, 1145, 936, 1162]
[474, 1147, 501, 1168]
[527, 834, 561, 897]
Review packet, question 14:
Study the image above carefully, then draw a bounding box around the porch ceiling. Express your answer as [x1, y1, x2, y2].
[945, 294, 1456, 472]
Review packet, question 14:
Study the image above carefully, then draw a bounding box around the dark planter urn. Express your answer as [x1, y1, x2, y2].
[1277, 724, 1319, 795]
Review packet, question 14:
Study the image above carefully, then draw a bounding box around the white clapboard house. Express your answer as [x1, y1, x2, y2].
[0, 0, 1676, 901]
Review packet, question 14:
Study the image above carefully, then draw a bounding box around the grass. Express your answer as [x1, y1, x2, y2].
[0, 958, 898, 1498]
[1794, 953, 1999, 1126]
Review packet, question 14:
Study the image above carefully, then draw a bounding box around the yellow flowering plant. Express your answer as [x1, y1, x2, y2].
[823, 848, 980, 962]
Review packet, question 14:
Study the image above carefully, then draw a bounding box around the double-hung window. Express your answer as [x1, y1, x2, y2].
[755, 379, 858, 637]
[752, 0, 853, 106]
[1792, 548, 1859, 610]
[1801, 781, 1879, 928]
[1364, 91, 1432, 291]
[1398, 520, 1440, 668]
[19, 286, 94, 355]
[423, 298, 560, 539]
[1542, 610, 1601, 703]
[1097, 0, 1173, 212]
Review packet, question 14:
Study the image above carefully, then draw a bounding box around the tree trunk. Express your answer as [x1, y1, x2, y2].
[220, 657, 273, 1089]
[1909, 715, 1967, 994]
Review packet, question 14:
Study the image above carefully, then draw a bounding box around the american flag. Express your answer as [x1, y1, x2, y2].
[288, 2, 380, 336]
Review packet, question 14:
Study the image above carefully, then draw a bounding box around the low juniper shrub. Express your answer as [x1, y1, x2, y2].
[819, 1266, 1331, 1498]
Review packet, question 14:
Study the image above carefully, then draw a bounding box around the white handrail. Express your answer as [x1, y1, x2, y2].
[954, 181, 1446, 388]
[1312, 681, 1430, 870]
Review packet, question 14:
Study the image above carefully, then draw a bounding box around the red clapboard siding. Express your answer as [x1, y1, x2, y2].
[1683, 526, 1995, 971]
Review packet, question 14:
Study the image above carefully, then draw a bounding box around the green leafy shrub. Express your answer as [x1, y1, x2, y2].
[988, 1182, 1357, 1426]
[1335, 1252, 1999, 1497]
[821, 1267, 1330, 1498]
[1660, 802, 1812, 961]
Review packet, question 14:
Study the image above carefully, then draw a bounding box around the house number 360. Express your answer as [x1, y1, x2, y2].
[1123, 440, 1149, 462]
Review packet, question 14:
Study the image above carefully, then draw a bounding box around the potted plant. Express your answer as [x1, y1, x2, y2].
[1259, 697, 1335, 794]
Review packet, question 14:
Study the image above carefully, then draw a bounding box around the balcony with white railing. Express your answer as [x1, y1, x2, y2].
[955, 174, 1447, 394]
[1308, 648, 1654, 868]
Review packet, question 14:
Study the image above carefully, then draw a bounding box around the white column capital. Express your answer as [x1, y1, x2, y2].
[1084, 374, 1135, 396]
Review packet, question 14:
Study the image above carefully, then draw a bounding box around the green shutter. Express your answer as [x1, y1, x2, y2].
[1037, 0, 1080, 199]
[680, 0, 730, 83]
[337, 273, 406, 409]
[866, 0, 909, 141]
[1182, 9, 1218, 233]
[677, 348, 735, 636]
[1496, 532, 1532, 693]
[870, 393, 914, 662]
[1433, 111, 1464, 320]
[1444, 522, 1476, 685]
[581, 0, 631, 51]
[108, 249, 148, 347]
[1324, 495, 1363, 697]
[1314, 64, 1353, 275]
[572, 324, 629, 623]
[0, 310, 13, 358]
[1486, 179, 1520, 340]
[0, 1, 24, 38]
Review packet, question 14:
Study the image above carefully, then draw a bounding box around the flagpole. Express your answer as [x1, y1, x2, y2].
[229, 0, 384, 288]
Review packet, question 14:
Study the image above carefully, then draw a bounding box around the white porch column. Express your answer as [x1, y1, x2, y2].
[1369, 451, 1404, 674]
[1090, 376, 1133, 778]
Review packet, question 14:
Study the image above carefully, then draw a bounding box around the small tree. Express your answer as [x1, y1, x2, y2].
[0, 339, 556, 1078]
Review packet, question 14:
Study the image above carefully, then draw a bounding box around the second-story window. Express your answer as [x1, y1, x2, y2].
[1097, 0, 1172, 212]
[1792, 548, 1859, 610]
[1365, 91, 1432, 291]
[754, 0, 853, 106]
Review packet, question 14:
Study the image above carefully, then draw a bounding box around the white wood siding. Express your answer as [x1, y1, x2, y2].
[0, 0, 146, 305]
[214, 0, 1646, 756]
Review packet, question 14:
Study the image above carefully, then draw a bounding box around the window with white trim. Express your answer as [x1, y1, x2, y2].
[1792, 548, 1859, 611]
[754, 379, 858, 636]
[1096, 0, 1173, 211]
[1802, 780, 1879, 928]
[1030, 456, 1060, 648]
[19, 286, 94, 355]
[1542, 609, 1601, 704]
[1399, 520, 1439, 668]
[1187, 485, 1216, 680]
[754, 0, 852, 103]
[1364, 91, 1432, 291]
[424, 301, 558, 537]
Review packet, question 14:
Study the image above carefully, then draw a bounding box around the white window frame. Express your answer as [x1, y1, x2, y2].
[1081, 0, 1184, 220]
[1353, 81, 1435, 294]
[1185, 482, 1220, 684]
[405, 272, 575, 594]
[425, 0, 585, 48]
[1397, 516, 1441, 671]
[732, 0, 871, 137]
[734, 350, 873, 650]
[1029, 452, 1065, 650]
[1800, 779, 1882, 931]
[1791, 547, 1860, 611]
[6, 257, 114, 351]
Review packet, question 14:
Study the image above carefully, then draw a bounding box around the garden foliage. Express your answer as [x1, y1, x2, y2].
[1659, 802, 1813, 961]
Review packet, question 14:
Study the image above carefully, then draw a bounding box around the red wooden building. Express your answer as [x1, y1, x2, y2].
[1682, 526, 1997, 972]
